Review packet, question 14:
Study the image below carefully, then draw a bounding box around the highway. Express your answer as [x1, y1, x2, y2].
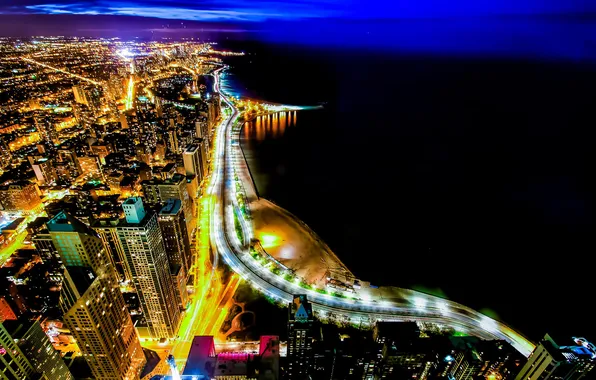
[208, 68, 536, 358]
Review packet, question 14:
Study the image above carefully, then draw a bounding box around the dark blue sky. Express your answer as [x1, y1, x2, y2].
[1, 0, 594, 22]
[1, 1, 595, 61]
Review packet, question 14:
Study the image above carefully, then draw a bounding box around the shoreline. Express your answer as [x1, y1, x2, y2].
[234, 109, 535, 355]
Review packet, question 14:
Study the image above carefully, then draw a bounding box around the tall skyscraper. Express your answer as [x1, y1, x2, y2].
[93, 217, 130, 283]
[60, 266, 146, 380]
[28, 157, 58, 185]
[183, 142, 206, 182]
[514, 335, 595, 380]
[158, 199, 192, 310]
[287, 295, 314, 380]
[2, 319, 73, 379]
[158, 199, 192, 275]
[116, 198, 181, 339]
[48, 211, 114, 270]
[48, 211, 146, 380]
[142, 174, 194, 223]
[33, 112, 58, 145]
[0, 322, 37, 380]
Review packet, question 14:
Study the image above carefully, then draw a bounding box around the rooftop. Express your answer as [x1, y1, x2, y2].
[159, 199, 182, 215]
[47, 211, 96, 235]
[289, 294, 313, 322]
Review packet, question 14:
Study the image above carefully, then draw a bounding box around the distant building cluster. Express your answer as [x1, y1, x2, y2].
[0, 37, 225, 379]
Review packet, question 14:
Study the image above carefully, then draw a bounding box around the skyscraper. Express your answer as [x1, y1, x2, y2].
[0, 322, 37, 380]
[287, 295, 314, 380]
[93, 217, 130, 283]
[33, 111, 58, 145]
[29, 157, 58, 185]
[116, 198, 181, 339]
[60, 266, 146, 380]
[141, 174, 194, 237]
[183, 142, 206, 182]
[2, 319, 73, 379]
[48, 211, 114, 270]
[158, 199, 192, 310]
[514, 335, 595, 380]
[158, 199, 192, 274]
[47, 212, 146, 380]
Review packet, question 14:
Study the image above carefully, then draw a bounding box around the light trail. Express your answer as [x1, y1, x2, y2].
[21, 57, 101, 85]
[167, 68, 237, 374]
[125, 75, 134, 110]
[206, 67, 536, 358]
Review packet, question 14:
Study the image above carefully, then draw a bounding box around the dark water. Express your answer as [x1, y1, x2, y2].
[226, 44, 596, 343]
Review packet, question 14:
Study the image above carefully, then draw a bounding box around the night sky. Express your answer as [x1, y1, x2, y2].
[1, 0, 596, 61]
[0, 0, 593, 22]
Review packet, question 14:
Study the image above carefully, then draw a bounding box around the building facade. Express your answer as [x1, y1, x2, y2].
[0, 182, 41, 213]
[116, 198, 181, 339]
[48, 212, 146, 380]
[514, 335, 595, 380]
[2, 319, 72, 379]
[287, 295, 314, 380]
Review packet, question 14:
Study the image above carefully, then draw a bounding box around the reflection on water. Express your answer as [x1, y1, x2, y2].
[243, 111, 297, 142]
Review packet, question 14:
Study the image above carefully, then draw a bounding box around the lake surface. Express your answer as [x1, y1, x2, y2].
[224, 43, 596, 342]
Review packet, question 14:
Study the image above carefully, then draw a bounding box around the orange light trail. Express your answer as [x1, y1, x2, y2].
[22, 57, 101, 85]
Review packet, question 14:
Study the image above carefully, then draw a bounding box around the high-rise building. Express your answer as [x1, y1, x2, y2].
[47, 211, 115, 270]
[287, 295, 314, 380]
[159, 174, 194, 233]
[48, 211, 146, 380]
[92, 218, 130, 283]
[0, 181, 41, 213]
[73, 85, 89, 105]
[28, 157, 57, 185]
[374, 323, 435, 380]
[77, 155, 103, 178]
[183, 143, 202, 179]
[116, 198, 181, 339]
[73, 85, 103, 117]
[514, 335, 595, 380]
[60, 266, 146, 380]
[0, 322, 37, 379]
[158, 199, 191, 310]
[167, 127, 179, 153]
[141, 174, 194, 235]
[0, 297, 18, 322]
[0, 139, 12, 169]
[158, 199, 192, 274]
[2, 319, 73, 379]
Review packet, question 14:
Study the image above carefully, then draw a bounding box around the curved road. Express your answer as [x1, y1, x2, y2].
[207, 68, 536, 357]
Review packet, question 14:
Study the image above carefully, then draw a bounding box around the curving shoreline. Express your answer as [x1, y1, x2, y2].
[213, 71, 535, 357]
